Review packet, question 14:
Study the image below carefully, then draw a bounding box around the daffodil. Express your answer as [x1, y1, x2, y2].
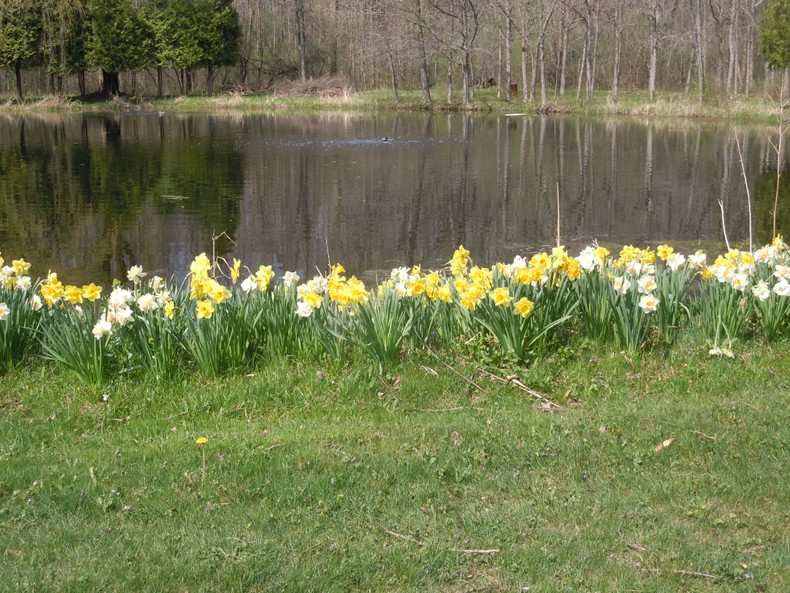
[81, 283, 103, 302]
[11, 258, 30, 276]
[92, 317, 113, 339]
[196, 299, 214, 319]
[136, 293, 159, 312]
[656, 244, 674, 260]
[190, 253, 212, 276]
[638, 294, 659, 313]
[127, 265, 147, 284]
[231, 259, 241, 284]
[0, 302, 9, 321]
[488, 287, 512, 306]
[512, 297, 534, 317]
[63, 285, 84, 305]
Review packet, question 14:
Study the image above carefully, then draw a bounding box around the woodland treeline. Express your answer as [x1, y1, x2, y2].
[0, 0, 789, 105]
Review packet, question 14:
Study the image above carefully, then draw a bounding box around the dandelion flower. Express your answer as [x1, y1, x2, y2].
[196, 437, 208, 445]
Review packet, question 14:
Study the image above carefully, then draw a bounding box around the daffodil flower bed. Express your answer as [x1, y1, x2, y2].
[0, 237, 788, 383]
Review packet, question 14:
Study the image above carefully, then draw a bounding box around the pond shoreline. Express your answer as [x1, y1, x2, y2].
[1, 88, 787, 124]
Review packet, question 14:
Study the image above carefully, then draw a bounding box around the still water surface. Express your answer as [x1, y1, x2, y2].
[0, 111, 786, 286]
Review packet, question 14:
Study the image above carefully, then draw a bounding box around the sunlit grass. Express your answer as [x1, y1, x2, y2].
[1, 86, 785, 123]
[1, 341, 788, 592]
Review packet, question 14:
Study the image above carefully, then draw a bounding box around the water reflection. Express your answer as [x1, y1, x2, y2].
[0, 111, 786, 286]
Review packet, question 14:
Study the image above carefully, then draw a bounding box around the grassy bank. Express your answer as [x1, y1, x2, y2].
[1, 339, 788, 592]
[2, 87, 787, 123]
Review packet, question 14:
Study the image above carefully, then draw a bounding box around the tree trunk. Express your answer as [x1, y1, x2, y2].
[330, 0, 339, 75]
[497, 24, 503, 99]
[207, 64, 215, 96]
[102, 70, 120, 99]
[559, 12, 567, 96]
[416, 0, 431, 104]
[14, 62, 24, 102]
[521, 42, 528, 102]
[576, 39, 586, 100]
[462, 50, 472, 105]
[726, 0, 738, 96]
[692, 0, 705, 105]
[505, 0, 512, 102]
[612, 0, 621, 102]
[648, 0, 658, 102]
[296, 0, 307, 82]
[584, 0, 594, 101]
[744, 0, 756, 95]
[388, 48, 399, 103]
[157, 66, 163, 97]
[447, 51, 454, 104]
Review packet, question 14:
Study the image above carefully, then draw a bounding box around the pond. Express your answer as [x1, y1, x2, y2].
[0, 111, 786, 286]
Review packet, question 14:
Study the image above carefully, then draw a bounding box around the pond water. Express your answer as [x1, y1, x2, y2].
[0, 111, 787, 286]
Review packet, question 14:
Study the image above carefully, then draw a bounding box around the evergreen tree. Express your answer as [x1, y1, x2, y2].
[0, 0, 43, 101]
[86, 0, 152, 98]
[761, 0, 790, 69]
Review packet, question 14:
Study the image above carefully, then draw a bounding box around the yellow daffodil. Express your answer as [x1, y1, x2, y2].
[190, 253, 212, 276]
[513, 297, 534, 317]
[656, 244, 674, 260]
[231, 258, 241, 284]
[489, 287, 512, 306]
[63, 285, 83, 305]
[81, 283, 103, 302]
[12, 258, 30, 276]
[196, 299, 214, 319]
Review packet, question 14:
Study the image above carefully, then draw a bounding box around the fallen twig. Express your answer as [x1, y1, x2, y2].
[450, 548, 501, 555]
[166, 403, 211, 421]
[640, 567, 720, 580]
[380, 528, 425, 546]
[618, 530, 650, 553]
[267, 443, 285, 451]
[725, 400, 761, 411]
[419, 337, 486, 393]
[479, 369, 563, 410]
[403, 406, 484, 413]
[690, 430, 716, 440]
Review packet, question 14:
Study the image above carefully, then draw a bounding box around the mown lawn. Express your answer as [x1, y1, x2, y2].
[1, 340, 788, 592]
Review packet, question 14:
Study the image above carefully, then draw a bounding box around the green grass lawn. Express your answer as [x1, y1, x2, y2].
[1, 340, 788, 592]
